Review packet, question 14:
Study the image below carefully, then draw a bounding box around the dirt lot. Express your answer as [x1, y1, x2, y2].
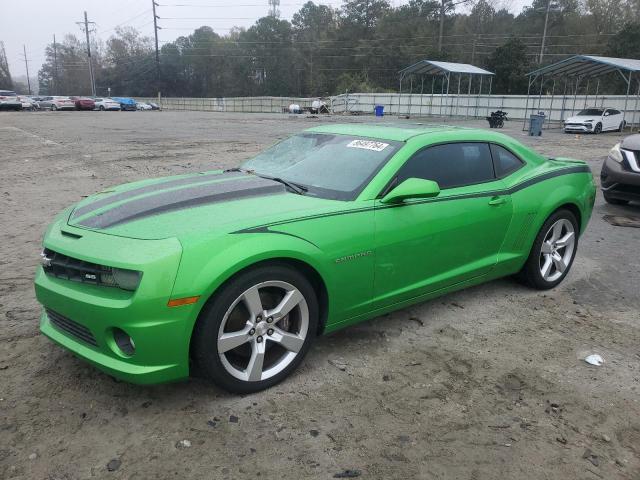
[1, 110, 639, 480]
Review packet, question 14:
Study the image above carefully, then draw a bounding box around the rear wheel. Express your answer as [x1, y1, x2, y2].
[99, 105, 105, 111]
[50, 105, 56, 111]
[192, 264, 318, 393]
[516, 209, 578, 290]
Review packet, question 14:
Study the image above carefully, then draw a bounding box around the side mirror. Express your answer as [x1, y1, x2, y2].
[604, 112, 609, 116]
[381, 178, 440, 204]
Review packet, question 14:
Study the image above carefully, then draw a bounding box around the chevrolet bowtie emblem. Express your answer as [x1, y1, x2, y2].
[40, 251, 52, 268]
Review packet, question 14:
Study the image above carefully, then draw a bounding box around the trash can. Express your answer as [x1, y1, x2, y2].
[374, 105, 384, 117]
[529, 112, 545, 136]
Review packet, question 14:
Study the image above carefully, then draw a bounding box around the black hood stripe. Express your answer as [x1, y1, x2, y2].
[78, 177, 285, 229]
[72, 171, 246, 219]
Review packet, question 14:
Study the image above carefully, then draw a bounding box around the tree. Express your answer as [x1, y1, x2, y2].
[607, 22, 640, 57]
[0, 42, 13, 90]
[485, 38, 531, 94]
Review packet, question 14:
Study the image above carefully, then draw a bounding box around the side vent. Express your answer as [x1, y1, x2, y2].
[61, 230, 82, 239]
[513, 212, 537, 250]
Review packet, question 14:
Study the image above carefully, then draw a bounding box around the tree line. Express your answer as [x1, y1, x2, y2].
[5, 0, 640, 97]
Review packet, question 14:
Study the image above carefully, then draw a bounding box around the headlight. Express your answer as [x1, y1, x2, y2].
[609, 143, 624, 163]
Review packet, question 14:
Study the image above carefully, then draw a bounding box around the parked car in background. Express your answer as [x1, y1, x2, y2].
[38, 96, 76, 111]
[0, 90, 22, 110]
[74, 97, 95, 111]
[148, 102, 160, 110]
[137, 102, 153, 110]
[112, 97, 137, 111]
[564, 108, 626, 134]
[18, 96, 38, 111]
[601, 134, 640, 205]
[94, 98, 121, 111]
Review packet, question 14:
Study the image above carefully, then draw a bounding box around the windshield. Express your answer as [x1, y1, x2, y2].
[577, 109, 603, 116]
[241, 133, 402, 200]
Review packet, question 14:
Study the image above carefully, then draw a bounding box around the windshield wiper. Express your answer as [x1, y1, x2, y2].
[258, 175, 308, 195]
[225, 168, 307, 195]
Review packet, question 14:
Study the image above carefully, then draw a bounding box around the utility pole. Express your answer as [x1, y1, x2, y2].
[22, 45, 32, 94]
[78, 11, 96, 96]
[539, 0, 552, 64]
[438, 0, 446, 54]
[152, 0, 161, 89]
[53, 35, 59, 95]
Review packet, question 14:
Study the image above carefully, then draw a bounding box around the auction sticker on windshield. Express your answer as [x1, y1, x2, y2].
[346, 139, 389, 152]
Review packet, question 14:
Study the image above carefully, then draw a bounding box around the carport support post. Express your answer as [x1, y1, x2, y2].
[430, 76, 435, 116]
[583, 79, 590, 109]
[487, 76, 492, 116]
[522, 75, 533, 131]
[466, 74, 472, 118]
[477, 75, 483, 119]
[537, 75, 544, 111]
[622, 71, 631, 129]
[571, 77, 581, 116]
[440, 75, 445, 117]
[419, 76, 425, 117]
[456, 74, 461, 117]
[594, 79, 600, 111]
[633, 80, 640, 129]
[547, 78, 556, 129]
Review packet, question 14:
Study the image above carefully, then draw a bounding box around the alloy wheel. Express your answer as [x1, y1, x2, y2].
[217, 280, 309, 382]
[539, 218, 575, 282]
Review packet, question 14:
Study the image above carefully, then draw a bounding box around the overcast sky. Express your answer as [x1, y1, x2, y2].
[1, 0, 529, 82]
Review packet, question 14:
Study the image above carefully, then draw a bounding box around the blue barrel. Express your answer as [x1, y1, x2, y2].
[374, 105, 384, 117]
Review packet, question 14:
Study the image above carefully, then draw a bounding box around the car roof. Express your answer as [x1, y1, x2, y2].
[305, 123, 469, 142]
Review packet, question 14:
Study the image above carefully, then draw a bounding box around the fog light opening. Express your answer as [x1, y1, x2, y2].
[113, 328, 135, 356]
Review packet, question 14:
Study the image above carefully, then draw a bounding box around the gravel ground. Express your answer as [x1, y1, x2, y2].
[1, 110, 639, 480]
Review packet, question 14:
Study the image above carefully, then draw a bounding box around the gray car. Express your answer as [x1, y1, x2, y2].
[601, 134, 640, 205]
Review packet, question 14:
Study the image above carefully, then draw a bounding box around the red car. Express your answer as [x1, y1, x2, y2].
[73, 97, 95, 111]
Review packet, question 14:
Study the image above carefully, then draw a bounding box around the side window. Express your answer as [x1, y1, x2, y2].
[397, 142, 495, 189]
[610, 109, 620, 115]
[490, 144, 524, 178]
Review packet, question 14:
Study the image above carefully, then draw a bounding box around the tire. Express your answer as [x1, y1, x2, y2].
[593, 123, 602, 134]
[516, 209, 579, 290]
[617, 121, 626, 132]
[51, 105, 57, 111]
[603, 192, 628, 205]
[192, 263, 319, 393]
[99, 105, 105, 111]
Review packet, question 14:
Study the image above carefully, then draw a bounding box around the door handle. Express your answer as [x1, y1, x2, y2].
[488, 196, 507, 206]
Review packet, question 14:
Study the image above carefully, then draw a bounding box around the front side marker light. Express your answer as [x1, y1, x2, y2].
[168, 296, 200, 307]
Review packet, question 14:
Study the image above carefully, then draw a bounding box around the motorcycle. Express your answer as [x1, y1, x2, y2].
[487, 110, 508, 128]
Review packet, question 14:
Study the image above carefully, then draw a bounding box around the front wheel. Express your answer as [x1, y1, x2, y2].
[516, 209, 578, 290]
[593, 123, 602, 134]
[50, 105, 56, 111]
[192, 264, 318, 393]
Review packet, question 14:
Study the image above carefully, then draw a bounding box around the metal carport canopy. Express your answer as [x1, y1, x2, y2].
[527, 55, 640, 78]
[399, 60, 494, 77]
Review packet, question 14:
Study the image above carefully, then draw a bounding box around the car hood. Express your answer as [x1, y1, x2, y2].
[621, 134, 640, 150]
[565, 115, 599, 123]
[67, 170, 344, 240]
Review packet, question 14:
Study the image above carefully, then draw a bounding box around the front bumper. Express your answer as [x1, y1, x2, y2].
[564, 123, 593, 133]
[601, 154, 640, 202]
[34, 220, 200, 384]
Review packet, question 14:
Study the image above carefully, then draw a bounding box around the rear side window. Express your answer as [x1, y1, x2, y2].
[490, 144, 524, 178]
[397, 142, 495, 189]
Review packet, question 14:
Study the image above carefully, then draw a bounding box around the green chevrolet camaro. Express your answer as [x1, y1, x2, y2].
[35, 124, 596, 392]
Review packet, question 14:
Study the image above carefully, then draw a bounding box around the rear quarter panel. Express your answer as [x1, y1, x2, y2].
[498, 160, 595, 273]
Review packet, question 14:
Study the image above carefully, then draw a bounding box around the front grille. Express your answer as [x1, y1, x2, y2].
[46, 308, 98, 346]
[42, 248, 117, 287]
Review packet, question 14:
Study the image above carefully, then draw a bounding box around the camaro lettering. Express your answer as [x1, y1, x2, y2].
[335, 250, 373, 264]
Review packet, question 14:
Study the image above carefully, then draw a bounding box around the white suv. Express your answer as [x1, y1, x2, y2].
[0, 90, 22, 111]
